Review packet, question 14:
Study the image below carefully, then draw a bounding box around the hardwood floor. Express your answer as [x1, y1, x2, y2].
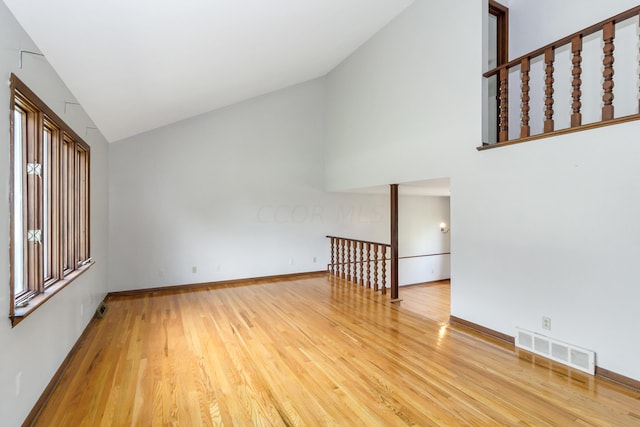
[33, 275, 640, 426]
[397, 280, 450, 323]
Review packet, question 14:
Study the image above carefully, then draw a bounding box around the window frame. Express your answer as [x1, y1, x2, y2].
[9, 74, 93, 327]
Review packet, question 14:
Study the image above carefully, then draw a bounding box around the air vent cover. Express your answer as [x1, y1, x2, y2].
[516, 327, 595, 374]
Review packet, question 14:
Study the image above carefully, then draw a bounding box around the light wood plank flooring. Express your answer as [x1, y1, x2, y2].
[33, 275, 640, 426]
[397, 280, 450, 323]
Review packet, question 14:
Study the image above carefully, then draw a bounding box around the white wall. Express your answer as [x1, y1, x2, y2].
[399, 196, 450, 286]
[0, 3, 109, 425]
[453, 121, 640, 380]
[326, 0, 640, 381]
[325, 0, 480, 191]
[109, 78, 390, 292]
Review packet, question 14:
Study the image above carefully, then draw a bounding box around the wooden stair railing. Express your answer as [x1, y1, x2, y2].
[326, 236, 392, 295]
[482, 5, 640, 150]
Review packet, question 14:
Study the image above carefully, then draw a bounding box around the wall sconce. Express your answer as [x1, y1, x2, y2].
[440, 222, 449, 233]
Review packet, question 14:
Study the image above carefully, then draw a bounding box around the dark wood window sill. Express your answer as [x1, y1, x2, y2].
[11, 261, 95, 327]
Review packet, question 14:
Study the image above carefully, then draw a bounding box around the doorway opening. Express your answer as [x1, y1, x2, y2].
[395, 178, 451, 323]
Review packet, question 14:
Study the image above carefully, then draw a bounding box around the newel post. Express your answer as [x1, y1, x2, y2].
[390, 184, 399, 300]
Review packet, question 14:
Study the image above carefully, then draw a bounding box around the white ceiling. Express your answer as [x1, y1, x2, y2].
[4, 0, 414, 142]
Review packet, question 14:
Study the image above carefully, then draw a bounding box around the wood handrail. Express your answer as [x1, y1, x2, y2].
[325, 235, 390, 248]
[330, 257, 391, 266]
[329, 251, 451, 265]
[483, 4, 640, 78]
[398, 252, 451, 260]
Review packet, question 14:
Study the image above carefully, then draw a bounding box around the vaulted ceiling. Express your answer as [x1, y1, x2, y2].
[4, 0, 414, 142]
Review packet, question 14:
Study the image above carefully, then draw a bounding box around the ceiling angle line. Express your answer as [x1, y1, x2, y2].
[18, 49, 45, 69]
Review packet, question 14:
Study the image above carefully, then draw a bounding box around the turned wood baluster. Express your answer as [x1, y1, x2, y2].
[498, 67, 509, 142]
[351, 241, 356, 283]
[602, 22, 615, 121]
[356, 242, 360, 283]
[343, 240, 347, 281]
[343, 240, 348, 279]
[381, 246, 387, 295]
[373, 244, 380, 292]
[520, 57, 531, 138]
[571, 36, 583, 127]
[353, 241, 359, 284]
[335, 238, 340, 276]
[340, 239, 347, 279]
[348, 240, 354, 282]
[329, 237, 336, 276]
[351, 241, 357, 283]
[359, 242, 365, 285]
[544, 48, 555, 133]
[352, 241, 357, 283]
[344, 240, 351, 280]
[345, 240, 350, 281]
[335, 239, 340, 277]
[366, 243, 372, 288]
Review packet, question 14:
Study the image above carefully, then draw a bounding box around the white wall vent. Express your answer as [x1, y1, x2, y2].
[516, 328, 595, 375]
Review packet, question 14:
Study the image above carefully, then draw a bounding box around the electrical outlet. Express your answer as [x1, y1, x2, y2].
[312, 256, 317, 263]
[542, 316, 551, 331]
[192, 266, 197, 274]
[80, 303, 84, 317]
[289, 258, 294, 265]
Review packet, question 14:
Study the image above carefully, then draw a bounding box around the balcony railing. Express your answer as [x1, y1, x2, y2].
[481, 5, 640, 150]
[326, 236, 392, 295]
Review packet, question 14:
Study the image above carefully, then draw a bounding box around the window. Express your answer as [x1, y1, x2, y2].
[10, 74, 92, 326]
